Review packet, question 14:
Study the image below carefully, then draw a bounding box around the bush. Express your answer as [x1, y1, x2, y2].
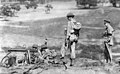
[76, 0, 98, 6]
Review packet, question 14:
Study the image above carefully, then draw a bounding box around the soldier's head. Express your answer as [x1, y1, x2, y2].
[67, 12, 75, 21]
[32, 44, 38, 49]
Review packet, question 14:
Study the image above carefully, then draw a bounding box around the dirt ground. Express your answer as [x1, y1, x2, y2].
[1, 0, 120, 74]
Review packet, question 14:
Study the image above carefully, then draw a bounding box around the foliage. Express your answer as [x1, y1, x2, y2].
[109, 0, 120, 3]
[109, 0, 120, 7]
[76, 0, 98, 6]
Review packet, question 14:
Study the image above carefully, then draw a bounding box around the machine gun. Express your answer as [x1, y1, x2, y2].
[0, 45, 44, 68]
[1, 44, 67, 72]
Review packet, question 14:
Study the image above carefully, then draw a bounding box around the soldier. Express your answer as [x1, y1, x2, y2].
[103, 19, 114, 63]
[61, 12, 81, 66]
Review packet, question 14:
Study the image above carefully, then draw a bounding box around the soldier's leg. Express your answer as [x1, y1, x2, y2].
[70, 42, 76, 66]
[104, 47, 109, 63]
[108, 46, 112, 63]
[105, 53, 109, 63]
[61, 43, 66, 58]
[71, 42, 76, 59]
[105, 44, 112, 63]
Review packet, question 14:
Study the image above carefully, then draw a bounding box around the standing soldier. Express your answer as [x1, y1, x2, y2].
[103, 19, 115, 63]
[61, 12, 81, 66]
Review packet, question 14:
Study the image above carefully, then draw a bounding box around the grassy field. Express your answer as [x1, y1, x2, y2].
[1, 6, 120, 74]
[2, 7, 120, 62]
[3, 7, 120, 40]
[2, 7, 120, 54]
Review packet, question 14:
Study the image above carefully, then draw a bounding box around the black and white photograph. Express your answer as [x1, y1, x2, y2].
[0, 0, 120, 74]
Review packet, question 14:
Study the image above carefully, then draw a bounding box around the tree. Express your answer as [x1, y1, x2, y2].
[109, 0, 120, 7]
[76, 0, 98, 8]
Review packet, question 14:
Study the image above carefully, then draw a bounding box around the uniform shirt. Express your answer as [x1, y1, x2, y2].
[67, 19, 76, 38]
[105, 23, 114, 34]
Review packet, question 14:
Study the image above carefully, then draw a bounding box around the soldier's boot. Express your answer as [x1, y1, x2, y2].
[60, 42, 67, 59]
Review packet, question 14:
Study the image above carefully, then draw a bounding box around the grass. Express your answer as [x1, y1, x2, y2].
[2, 7, 120, 60]
[3, 7, 120, 40]
[76, 44, 103, 60]
[48, 43, 103, 60]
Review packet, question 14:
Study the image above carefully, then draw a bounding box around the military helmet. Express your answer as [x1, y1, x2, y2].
[67, 12, 75, 18]
[104, 19, 110, 23]
[32, 44, 38, 49]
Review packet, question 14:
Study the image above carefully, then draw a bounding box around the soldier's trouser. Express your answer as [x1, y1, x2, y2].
[61, 41, 76, 59]
[70, 42, 76, 59]
[104, 42, 112, 63]
[108, 45, 112, 62]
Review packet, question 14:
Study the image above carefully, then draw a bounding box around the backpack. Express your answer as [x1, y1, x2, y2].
[73, 22, 82, 37]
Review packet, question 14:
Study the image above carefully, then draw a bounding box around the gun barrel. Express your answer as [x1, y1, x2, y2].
[6, 48, 38, 52]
